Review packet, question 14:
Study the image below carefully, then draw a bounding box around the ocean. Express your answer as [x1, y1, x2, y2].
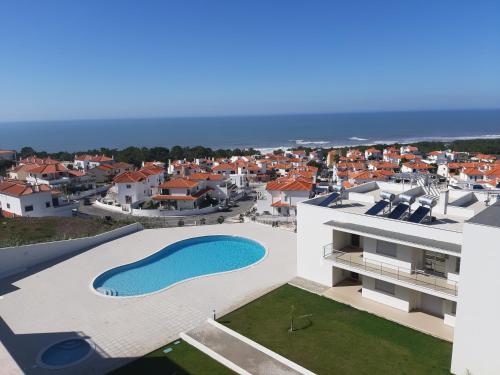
[1, 109, 500, 152]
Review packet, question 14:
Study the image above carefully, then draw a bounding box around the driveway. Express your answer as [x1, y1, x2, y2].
[78, 196, 257, 226]
[0, 223, 297, 375]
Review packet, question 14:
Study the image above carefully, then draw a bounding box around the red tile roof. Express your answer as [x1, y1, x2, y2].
[266, 177, 313, 191]
[160, 178, 198, 189]
[0, 181, 51, 197]
[271, 200, 292, 207]
[114, 171, 148, 183]
[27, 163, 68, 174]
[188, 173, 224, 181]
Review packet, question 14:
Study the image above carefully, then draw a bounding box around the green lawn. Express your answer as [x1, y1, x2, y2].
[218, 284, 452, 375]
[0, 216, 131, 248]
[111, 339, 234, 375]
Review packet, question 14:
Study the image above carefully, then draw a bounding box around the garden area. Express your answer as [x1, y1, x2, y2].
[219, 284, 452, 375]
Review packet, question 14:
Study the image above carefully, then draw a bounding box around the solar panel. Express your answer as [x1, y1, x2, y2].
[408, 206, 430, 223]
[365, 200, 389, 215]
[319, 192, 340, 207]
[387, 203, 409, 219]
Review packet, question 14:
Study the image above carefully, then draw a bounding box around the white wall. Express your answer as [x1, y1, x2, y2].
[362, 237, 416, 271]
[362, 276, 413, 312]
[452, 222, 500, 375]
[0, 223, 143, 279]
[0, 191, 76, 217]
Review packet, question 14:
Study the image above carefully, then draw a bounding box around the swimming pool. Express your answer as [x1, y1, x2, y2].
[93, 235, 266, 296]
[37, 338, 94, 369]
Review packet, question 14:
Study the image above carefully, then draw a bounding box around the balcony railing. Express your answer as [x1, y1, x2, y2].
[323, 244, 458, 296]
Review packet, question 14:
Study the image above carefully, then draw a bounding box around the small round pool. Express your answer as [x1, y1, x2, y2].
[38, 338, 94, 369]
[93, 235, 266, 297]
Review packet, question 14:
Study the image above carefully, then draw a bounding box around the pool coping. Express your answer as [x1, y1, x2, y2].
[35, 337, 96, 370]
[88, 234, 270, 299]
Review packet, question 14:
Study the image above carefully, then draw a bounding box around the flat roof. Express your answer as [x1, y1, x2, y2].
[467, 202, 500, 228]
[324, 219, 461, 254]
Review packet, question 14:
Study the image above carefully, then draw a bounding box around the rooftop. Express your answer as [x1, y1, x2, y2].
[303, 181, 497, 232]
[467, 201, 500, 228]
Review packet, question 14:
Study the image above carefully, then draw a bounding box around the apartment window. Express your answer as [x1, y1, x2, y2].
[6, 203, 10, 209]
[376, 240, 397, 257]
[451, 302, 457, 315]
[351, 234, 360, 248]
[45, 202, 51, 208]
[375, 279, 395, 295]
[25, 205, 34, 212]
[126, 184, 131, 189]
[455, 257, 461, 273]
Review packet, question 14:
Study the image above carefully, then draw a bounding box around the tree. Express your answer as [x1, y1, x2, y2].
[19, 146, 36, 158]
[170, 145, 184, 161]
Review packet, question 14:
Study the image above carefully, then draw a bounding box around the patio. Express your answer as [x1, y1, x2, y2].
[0, 223, 297, 375]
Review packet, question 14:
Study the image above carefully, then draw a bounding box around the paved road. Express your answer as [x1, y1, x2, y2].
[78, 196, 257, 226]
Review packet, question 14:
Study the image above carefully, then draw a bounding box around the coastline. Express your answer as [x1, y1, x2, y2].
[255, 133, 500, 154]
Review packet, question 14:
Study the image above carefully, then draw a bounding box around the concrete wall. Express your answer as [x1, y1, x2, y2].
[362, 237, 416, 271]
[0, 223, 143, 279]
[451, 222, 500, 375]
[132, 205, 218, 217]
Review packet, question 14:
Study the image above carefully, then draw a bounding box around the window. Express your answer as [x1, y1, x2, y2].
[375, 279, 395, 295]
[376, 240, 397, 257]
[455, 257, 461, 273]
[45, 202, 51, 208]
[25, 205, 34, 212]
[451, 301, 457, 315]
[6, 203, 10, 209]
[126, 184, 131, 189]
[351, 234, 360, 248]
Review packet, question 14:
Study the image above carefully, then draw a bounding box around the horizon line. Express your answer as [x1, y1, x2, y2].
[1, 107, 500, 125]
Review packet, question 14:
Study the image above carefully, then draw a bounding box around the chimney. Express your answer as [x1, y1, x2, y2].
[437, 189, 449, 215]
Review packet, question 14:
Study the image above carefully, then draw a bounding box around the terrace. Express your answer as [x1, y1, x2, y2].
[324, 245, 458, 297]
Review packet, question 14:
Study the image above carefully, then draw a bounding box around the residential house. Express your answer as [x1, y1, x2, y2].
[0, 181, 77, 217]
[265, 177, 314, 216]
[152, 177, 213, 211]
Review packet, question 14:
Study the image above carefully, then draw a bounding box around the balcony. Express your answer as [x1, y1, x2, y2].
[323, 244, 458, 297]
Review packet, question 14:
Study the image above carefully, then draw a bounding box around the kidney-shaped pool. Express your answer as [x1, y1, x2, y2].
[93, 235, 266, 297]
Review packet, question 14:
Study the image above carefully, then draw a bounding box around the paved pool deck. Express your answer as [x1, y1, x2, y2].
[0, 223, 297, 375]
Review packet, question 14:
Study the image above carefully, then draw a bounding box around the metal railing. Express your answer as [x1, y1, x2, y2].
[324, 245, 458, 296]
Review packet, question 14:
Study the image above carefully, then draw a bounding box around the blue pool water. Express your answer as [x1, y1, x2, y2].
[40, 339, 92, 367]
[93, 235, 266, 296]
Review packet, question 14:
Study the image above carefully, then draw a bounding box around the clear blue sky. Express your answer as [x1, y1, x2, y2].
[0, 0, 499, 121]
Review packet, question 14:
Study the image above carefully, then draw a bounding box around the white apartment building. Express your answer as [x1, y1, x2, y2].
[296, 180, 500, 375]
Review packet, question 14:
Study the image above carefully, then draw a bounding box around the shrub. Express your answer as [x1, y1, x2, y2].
[217, 216, 225, 224]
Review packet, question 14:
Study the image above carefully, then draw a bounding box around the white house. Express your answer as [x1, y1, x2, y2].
[74, 154, 114, 171]
[264, 177, 314, 216]
[364, 148, 382, 160]
[0, 181, 77, 217]
[152, 177, 213, 210]
[109, 167, 164, 209]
